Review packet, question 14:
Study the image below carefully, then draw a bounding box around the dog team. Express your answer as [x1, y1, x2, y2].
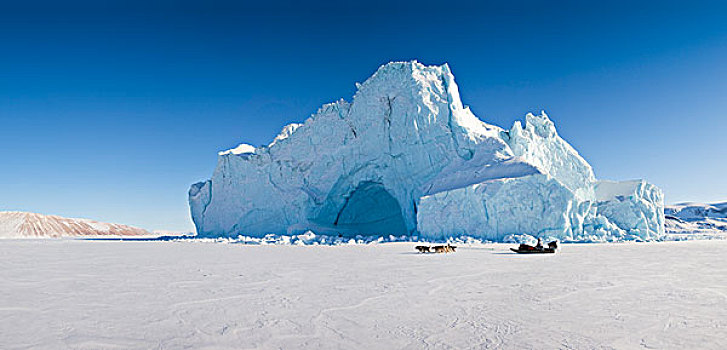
[415, 243, 457, 253]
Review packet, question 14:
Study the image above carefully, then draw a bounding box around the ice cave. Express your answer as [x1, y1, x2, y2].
[314, 181, 408, 237]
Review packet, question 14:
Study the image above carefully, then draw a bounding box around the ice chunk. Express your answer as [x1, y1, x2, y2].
[418, 174, 584, 240]
[593, 180, 665, 240]
[504, 112, 596, 198]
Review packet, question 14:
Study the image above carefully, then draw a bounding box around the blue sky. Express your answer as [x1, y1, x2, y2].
[1, 1, 726, 232]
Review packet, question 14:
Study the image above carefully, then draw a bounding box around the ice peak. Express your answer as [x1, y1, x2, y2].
[353, 61, 453, 98]
[269, 123, 303, 147]
[525, 111, 557, 138]
[346, 61, 492, 135]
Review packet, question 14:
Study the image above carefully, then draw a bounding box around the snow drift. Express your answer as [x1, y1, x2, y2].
[190, 61, 664, 241]
[0, 211, 152, 238]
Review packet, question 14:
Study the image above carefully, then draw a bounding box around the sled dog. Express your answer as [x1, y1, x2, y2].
[432, 244, 457, 253]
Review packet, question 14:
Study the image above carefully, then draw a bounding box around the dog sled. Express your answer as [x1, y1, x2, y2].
[510, 240, 558, 254]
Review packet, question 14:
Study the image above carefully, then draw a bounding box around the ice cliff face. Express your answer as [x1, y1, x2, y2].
[190, 61, 664, 241]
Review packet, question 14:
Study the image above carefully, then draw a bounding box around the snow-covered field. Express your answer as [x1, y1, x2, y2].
[1, 240, 725, 350]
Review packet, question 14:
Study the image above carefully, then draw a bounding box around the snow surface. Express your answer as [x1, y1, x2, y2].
[190, 61, 664, 241]
[0, 211, 152, 238]
[1, 240, 725, 349]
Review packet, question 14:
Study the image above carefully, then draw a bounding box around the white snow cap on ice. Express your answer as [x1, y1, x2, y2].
[190, 61, 664, 241]
[218, 143, 256, 156]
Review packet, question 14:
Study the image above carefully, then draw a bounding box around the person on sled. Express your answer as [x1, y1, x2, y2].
[535, 237, 543, 250]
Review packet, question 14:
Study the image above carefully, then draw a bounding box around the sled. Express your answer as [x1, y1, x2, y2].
[510, 241, 558, 254]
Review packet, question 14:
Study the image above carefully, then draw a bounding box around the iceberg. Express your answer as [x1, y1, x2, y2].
[189, 61, 664, 241]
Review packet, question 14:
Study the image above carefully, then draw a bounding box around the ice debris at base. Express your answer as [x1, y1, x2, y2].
[190, 61, 665, 242]
[193, 231, 496, 246]
[181, 232, 549, 246]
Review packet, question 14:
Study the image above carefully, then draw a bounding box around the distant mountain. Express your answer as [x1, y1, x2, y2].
[0, 211, 152, 238]
[664, 202, 727, 239]
[666, 202, 727, 220]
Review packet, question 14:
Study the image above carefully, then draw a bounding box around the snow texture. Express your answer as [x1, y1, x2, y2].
[0, 211, 151, 238]
[2, 240, 725, 349]
[190, 61, 664, 241]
